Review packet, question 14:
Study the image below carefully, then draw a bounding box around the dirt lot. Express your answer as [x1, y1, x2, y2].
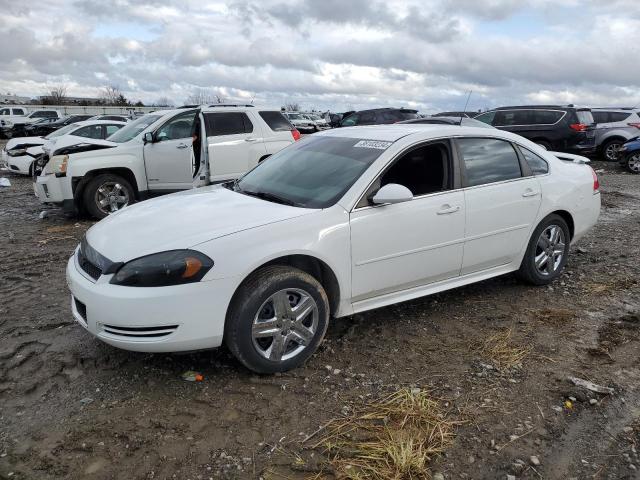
[1, 145, 639, 479]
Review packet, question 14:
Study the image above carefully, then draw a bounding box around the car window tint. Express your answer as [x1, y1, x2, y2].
[0, 108, 9, 115]
[341, 115, 358, 126]
[592, 111, 609, 123]
[531, 110, 564, 124]
[156, 112, 196, 140]
[609, 112, 631, 122]
[520, 147, 549, 175]
[367, 142, 451, 203]
[204, 112, 252, 136]
[474, 111, 496, 125]
[359, 112, 377, 124]
[14, 109, 25, 115]
[105, 124, 122, 138]
[458, 138, 522, 187]
[74, 125, 103, 138]
[259, 111, 292, 131]
[494, 110, 532, 126]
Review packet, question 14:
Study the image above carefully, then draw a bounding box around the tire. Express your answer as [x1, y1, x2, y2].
[601, 139, 624, 162]
[534, 140, 551, 150]
[82, 173, 135, 219]
[225, 265, 330, 374]
[516, 214, 570, 286]
[626, 152, 640, 174]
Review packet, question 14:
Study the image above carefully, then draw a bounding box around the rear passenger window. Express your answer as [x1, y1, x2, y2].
[358, 112, 377, 124]
[520, 147, 549, 175]
[458, 138, 522, 187]
[13, 109, 25, 115]
[259, 111, 292, 131]
[531, 110, 564, 125]
[204, 112, 253, 136]
[609, 112, 631, 122]
[494, 110, 532, 126]
[592, 111, 609, 123]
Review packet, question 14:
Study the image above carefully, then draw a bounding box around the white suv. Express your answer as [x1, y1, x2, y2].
[34, 106, 299, 218]
[1, 109, 62, 133]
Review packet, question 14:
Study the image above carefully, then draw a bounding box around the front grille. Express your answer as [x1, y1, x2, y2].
[101, 324, 179, 338]
[78, 249, 102, 280]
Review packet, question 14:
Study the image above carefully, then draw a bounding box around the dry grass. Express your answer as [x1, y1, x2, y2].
[313, 389, 456, 480]
[584, 277, 638, 294]
[533, 308, 576, 325]
[479, 328, 531, 370]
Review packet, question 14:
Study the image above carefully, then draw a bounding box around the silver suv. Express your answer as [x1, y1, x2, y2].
[591, 108, 640, 161]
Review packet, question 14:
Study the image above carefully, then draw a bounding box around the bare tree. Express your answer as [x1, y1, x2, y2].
[100, 85, 129, 106]
[153, 96, 174, 107]
[285, 102, 300, 112]
[49, 84, 68, 104]
[185, 88, 215, 105]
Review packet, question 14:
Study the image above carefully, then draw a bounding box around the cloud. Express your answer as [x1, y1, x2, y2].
[0, 0, 638, 112]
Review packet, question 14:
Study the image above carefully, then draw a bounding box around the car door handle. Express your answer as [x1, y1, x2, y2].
[437, 205, 460, 215]
[522, 189, 539, 197]
[245, 137, 258, 142]
[176, 143, 189, 149]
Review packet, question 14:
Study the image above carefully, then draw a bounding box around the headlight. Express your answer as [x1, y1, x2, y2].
[110, 250, 214, 287]
[7, 148, 26, 157]
[49, 154, 68, 174]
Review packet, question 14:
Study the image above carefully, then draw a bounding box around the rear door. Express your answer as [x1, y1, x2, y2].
[144, 110, 197, 191]
[257, 111, 295, 156]
[456, 137, 542, 274]
[204, 111, 267, 182]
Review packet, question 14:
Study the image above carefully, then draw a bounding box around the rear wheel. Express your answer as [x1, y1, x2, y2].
[517, 214, 570, 285]
[83, 173, 135, 219]
[225, 265, 329, 373]
[602, 139, 624, 162]
[626, 152, 640, 174]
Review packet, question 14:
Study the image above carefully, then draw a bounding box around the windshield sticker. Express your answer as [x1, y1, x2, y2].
[353, 140, 393, 150]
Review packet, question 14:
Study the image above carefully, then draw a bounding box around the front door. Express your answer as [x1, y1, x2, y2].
[456, 137, 542, 275]
[144, 111, 197, 191]
[350, 141, 466, 302]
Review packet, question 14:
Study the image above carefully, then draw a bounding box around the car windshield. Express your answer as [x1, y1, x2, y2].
[232, 136, 388, 208]
[287, 113, 303, 120]
[45, 124, 78, 139]
[107, 114, 163, 143]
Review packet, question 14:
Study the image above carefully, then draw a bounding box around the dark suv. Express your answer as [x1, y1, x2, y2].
[474, 105, 596, 154]
[340, 108, 418, 127]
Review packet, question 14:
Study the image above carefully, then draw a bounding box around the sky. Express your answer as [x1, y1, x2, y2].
[1, 0, 639, 113]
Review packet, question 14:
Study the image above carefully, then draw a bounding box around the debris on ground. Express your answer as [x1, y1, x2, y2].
[182, 371, 204, 382]
[568, 376, 614, 395]
[39, 211, 48, 219]
[0, 177, 11, 187]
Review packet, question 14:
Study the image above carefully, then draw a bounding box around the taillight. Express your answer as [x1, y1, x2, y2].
[628, 123, 640, 130]
[590, 166, 599, 193]
[569, 123, 588, 132]
[291, 129, 301, 141]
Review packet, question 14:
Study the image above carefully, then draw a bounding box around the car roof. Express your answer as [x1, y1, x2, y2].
[492, 105, 590, 111]
[318, 124, 502, 142]
[348, 107, 418, 114]
[71, 120, 128, 127]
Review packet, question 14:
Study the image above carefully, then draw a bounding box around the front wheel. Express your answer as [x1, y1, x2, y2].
[517, 214, 570, 285]
[602, 139, 623, 162]
[225, 265, 329, 373]
[626, 152, 640, 174]
[82, 173, 135, 219]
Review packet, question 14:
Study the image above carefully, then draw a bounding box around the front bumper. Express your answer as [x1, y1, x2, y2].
[6, 153, 33, 175]
[34, 173, 71, 203]
[66, 252, 236, 352]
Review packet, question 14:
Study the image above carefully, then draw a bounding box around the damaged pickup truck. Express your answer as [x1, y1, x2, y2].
[33, 106, 299, 218]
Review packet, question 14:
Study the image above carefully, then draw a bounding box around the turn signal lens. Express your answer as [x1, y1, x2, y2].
[590, 166, 599, 193]
[182, 257, 203, 279]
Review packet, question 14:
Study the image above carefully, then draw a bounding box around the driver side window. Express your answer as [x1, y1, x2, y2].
[358, 141, 452, 208]
[156, 113, 196, 142]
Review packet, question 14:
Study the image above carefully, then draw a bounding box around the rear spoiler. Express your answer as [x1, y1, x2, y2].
[549, 151, 591, 164]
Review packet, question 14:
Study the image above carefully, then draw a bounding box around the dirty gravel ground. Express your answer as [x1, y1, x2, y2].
[0, 144, 639, 480]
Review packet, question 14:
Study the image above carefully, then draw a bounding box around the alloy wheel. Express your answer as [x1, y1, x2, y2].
[252, 288, 319, 362]
[94, 182, 130, 215]
[604, 142, 622, 161]
[534, 225, 566, 276]
[628, 153, 640, 173]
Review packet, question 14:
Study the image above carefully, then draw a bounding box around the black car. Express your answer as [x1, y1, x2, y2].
[24, 114, 93, 136]
[474, 105, 596, 154]
[339, 108, 418, 127]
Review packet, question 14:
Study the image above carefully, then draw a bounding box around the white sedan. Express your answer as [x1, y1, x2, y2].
[2, 120, 125, 175]
[66, 125, 600, 373]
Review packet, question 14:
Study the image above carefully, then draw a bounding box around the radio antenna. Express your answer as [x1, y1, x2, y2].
[459, 90, 473, 125]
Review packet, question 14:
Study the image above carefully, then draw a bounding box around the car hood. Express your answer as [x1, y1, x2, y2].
[86, 185, 317, 262]
[44, 137, 114, 156]
[5, 136, 45, 151]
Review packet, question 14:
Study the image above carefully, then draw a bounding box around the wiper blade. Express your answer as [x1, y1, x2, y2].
[241, 189, 298, 206]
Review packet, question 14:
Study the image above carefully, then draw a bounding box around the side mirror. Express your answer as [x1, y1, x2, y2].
[372, 183, 413, 205]
[143, 132, 154, 144]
